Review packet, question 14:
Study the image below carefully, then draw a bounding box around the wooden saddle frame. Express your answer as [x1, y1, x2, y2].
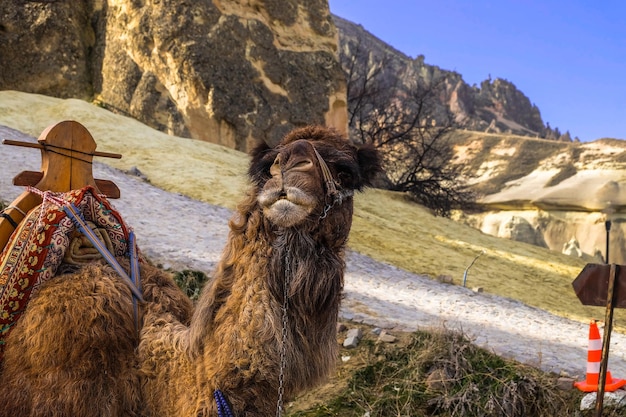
[0, 120, 122, 252]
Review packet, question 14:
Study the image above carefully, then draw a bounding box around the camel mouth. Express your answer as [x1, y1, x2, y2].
[258, 187, 316, 208]
[258, 187, 316, 227]
[271, 199, 299, 211]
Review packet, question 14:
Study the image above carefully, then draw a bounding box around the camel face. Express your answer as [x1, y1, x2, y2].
[258, 139, 324, 227]
[250, 126, 382, 229]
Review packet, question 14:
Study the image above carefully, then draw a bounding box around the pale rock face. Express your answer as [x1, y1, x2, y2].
[496, 215, 547, 248]
[0, 0, 347, 152]
[474, 210, 618, 262]
[562, 238, 582, 257]
[452, 136, 626, 264]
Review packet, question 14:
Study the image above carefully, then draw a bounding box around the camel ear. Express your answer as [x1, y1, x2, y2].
[248, 141, 275, 185]
[356, 143, 383, 187]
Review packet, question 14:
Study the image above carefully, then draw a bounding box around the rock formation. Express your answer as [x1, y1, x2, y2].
[496, 215, 547, 248]
[0, 0, 347, 151]
[1, 1, 574, 151]
[333, 15, 560, 140]
[451, 134, 626, 263]
[0, 2, 94, 100]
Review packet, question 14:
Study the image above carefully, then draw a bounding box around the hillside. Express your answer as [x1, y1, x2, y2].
[0, 90, 621, 330]
[332, 13, 626, 266]
[333, 15, 568, 140]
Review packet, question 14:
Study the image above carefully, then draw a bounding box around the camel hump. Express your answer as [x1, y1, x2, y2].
[0, 187, 136, 362]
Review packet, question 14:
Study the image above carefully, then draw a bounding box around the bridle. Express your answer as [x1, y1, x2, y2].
[310, 144, 354, 219]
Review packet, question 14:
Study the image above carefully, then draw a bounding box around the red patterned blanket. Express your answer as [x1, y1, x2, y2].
[0, 186, 134, 361]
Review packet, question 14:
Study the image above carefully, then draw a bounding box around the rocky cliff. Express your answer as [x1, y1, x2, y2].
[0, 0, 347, 151]
[0, 1, 573, 149]
[333, 15, 568, 141]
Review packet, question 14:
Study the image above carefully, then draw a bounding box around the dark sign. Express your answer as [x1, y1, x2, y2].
[572, 263, 626, 307]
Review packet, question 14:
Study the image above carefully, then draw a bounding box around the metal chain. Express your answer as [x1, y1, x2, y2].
[276, 248, 290, 417]
[319, 203, 333, 220]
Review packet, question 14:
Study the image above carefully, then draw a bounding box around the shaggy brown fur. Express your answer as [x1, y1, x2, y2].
[0, 125, 381, 417]
[139, 126, 381, 416]
[0, 260, 193, 417]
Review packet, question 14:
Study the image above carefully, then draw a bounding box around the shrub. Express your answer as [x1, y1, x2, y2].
[289, 328, 583, 417]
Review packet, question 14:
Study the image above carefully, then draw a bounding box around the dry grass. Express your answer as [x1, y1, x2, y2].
[350, 188, 626, 329]
[0, 91, 249, 209]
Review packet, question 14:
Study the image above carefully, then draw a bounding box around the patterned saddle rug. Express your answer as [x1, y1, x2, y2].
[0, 186, 137, 362]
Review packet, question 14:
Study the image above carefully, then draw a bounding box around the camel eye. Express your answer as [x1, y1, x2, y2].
[335, 163, 358, 187]
[337, 171, 353, 184]
[293, 160, 313, 170]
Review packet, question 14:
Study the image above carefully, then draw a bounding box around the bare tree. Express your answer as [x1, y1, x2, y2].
[340, 44, 476, 217]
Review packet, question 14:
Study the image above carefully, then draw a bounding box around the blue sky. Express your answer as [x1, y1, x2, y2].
[328, 0, 626, 142]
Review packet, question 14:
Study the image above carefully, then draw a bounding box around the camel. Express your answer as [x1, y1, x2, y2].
[0, 125, 381, 416]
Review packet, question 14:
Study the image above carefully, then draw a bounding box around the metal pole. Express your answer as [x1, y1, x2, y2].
[595, 264, 618, 417]
[605, 220, 611, 264]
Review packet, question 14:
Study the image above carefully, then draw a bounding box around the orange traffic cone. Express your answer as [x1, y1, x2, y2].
[574, 321, 626, 392]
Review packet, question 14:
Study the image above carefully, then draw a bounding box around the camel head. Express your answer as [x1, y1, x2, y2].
[250, 125, 381, 228]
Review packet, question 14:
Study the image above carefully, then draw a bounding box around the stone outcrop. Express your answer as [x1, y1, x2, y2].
[451, 134, 626, 263]
[0, 2, 94, 100]
[0, 2, 573, 149]
[333, 15, 561, 140]
[496, 215, 547, 247]
[0, 0, 346, 151]
[473, 78, 545, 136]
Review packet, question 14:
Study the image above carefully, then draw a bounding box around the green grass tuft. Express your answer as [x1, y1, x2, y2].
[172, 269, 210, 301]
